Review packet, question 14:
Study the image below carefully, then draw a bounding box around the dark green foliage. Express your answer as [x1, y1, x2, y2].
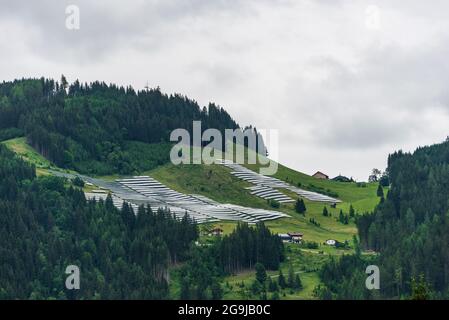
[338, 210, 349, 225]
[411, 274, 431, 300]
[356, 140, 449, 298]
[0, 127, 23, 141]
[349, 204, 355, 218]
[217, 223, 284, 273]
[306, 184, 339, 198]
[322, 206, 329, 217]
[376, 184, 384, 198]
[267, 278, 278, 292]
[211, 282, 223, 300]
[0, 78, 240, 175]
[178, 246, 222, 300]
[287, 264, 295, 288]
[278, 270, 286, 289]
[322, 138, 449, 299]
[309, 218, 320, 227]
[250, 280, 263, 295]
[255, 263, 267, 284]
[178, 222, 284, 300]
[318, 255, 377, 300]
[268, 199, 280, 209]
[300, 241, 319, 249]
[379, 172, 390, 187]
[0, 144, 198, 299]
[295, 198, 306, 215]
[313, 284, 333, 300]
[72, 177, 85, 188]
[331, 175, 353, 183]
[294, 274, 303, 290]
[270, 291, 280, 300]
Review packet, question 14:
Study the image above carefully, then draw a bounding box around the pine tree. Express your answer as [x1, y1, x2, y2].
[339, 210, 344, 223]
[294, 274, 303, 290]
[255, 263, 267, 284]
[278, 270, 286, 289]
[211, 281, 223, 300]
[180, 277, 191, 300]
[287, 264, 295, 288]
[268, 278, 278, 292]
[377, 184, 384, 198]
[295, 199, 306, 215]
[411, 275, 430, 300]
[349, 204, 355, 218]
[322, 206, 329, 217]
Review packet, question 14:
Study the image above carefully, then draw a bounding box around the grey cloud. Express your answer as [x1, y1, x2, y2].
[2, 0, 449, 180]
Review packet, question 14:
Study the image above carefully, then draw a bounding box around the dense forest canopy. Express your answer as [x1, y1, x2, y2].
[319, 138, 449, 299]
[0, 77, 242, 175]
[178, 222, 284, 300]
[0, 143, 200, 299]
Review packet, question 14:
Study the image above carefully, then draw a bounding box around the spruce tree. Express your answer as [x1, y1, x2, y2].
[278, 270, 287, 289]
[287, 264, 295, 288]
[377, 184, 384, 198]
[349, 204, 355, 218]
[295, 199, 306, 215]
[339, 210, 344, 223]
[255, 263, 267, 284]
[294, 274, 303, 290]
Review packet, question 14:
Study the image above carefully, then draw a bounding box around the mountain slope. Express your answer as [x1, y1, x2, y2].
[0, 78, 239, 175]
[1, 77, 382, 300]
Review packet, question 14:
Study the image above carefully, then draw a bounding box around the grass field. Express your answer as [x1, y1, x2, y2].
[148, 151, 381, 299]
[3, 139, 382, 299]
[149, 162, 379, 243]
[2, 137, 54, 170]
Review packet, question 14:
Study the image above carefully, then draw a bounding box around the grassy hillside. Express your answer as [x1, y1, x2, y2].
[2, 138, 382, 299]
[148, 150, 381, 300]
[148, 161, 379, 241]
[2, 137, 53, 168]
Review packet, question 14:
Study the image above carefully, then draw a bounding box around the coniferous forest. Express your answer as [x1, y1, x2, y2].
[0, 143, 200, 299]
[318, 139, 449, 299]
[0, 77, 239, 175]
[0, 77, 285, 300]
[4, 76, 449, 300]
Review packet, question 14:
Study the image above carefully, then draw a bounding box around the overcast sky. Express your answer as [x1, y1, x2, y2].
[2, 0, 449, 180]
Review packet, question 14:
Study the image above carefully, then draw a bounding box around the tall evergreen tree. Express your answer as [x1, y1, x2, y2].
[376, 184, 384, 198]
[295, 198, 306, 215]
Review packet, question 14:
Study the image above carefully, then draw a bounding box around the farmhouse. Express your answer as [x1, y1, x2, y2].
[210, 227, 224, 236]
[312, 171, 329, 180]
[278, 233, 292, 242]
[288, 232, 303, 243]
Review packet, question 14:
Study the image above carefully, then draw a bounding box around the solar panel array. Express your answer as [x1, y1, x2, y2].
[246, 185, 294, 203]
[116, 176, 289, 223]
[217, 159, 341, 203]
[50, 171, 289, 224]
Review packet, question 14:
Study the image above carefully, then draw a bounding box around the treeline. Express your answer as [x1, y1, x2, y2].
[0, 144, 198, 299]
[319, 138, 449, 299]
[0, 77, 241, 175]
[218, 223, 284, 273]
[178, 222, 285, 300]
[316, 254, 377, 300]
